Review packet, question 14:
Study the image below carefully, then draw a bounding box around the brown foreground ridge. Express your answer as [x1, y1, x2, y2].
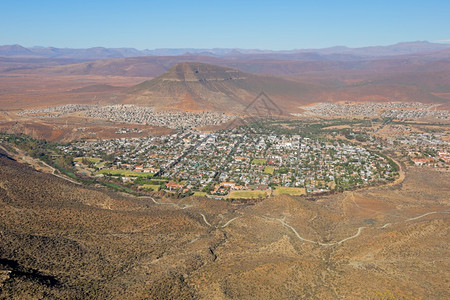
[0, 149, 448, 299]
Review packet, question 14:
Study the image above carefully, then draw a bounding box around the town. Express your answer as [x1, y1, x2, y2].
[58, 126, 399, 199]
[295, 102, 450, 120]
[384, 130, 450, 167]
[19, 104, 235, 129]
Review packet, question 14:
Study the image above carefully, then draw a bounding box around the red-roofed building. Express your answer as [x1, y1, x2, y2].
[221, 182, 236, 188]
[166, 181, 184, 191]
[411, 158, 435, 166]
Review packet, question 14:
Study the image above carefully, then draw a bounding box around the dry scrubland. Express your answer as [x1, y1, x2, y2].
[0, 149, 449, 299]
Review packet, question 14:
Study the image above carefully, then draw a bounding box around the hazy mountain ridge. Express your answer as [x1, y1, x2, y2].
[1, 41, 449, 111]
[4, 46, 450, 78]
[2, 41, 450, 60]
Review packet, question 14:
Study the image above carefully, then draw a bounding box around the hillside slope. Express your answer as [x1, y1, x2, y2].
[125, 62, 324, 112]
[0, 149, 449, 298]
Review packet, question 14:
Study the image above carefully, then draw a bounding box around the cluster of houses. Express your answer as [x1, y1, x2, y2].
[19, 104, 91, 118]
[396, 132, 449, 147]
[394, 132, 450, 168]
[19, 104, 235, 130]
[83, 105, 234, 129]
[410, 152, 450, 167]
[115, 127, 143, 134]
[295, 102, 449, 120]
[60, 129, 396, 196]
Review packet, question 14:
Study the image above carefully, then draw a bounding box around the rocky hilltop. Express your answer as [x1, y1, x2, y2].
[125, 62, 320, 112]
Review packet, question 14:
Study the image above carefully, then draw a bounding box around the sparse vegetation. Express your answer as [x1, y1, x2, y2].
[273, 186, 306, 196]
[228, 190, 269, 199]
[96, 169, 154, 177]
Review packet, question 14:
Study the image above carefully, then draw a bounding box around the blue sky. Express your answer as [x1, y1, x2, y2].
[1, 0, 449, 50]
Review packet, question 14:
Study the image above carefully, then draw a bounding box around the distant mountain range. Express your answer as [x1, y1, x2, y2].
[1, 41, 450, 61]
[1, 41, 449, 112]
[6, 47, 450, 78]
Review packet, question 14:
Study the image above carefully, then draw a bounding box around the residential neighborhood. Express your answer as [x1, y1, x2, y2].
[58, 127, 398, 198]
[19, 104, 235, 129]
[295, 102, 449, 120]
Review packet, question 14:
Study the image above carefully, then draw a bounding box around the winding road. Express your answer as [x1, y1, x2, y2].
[262, 209, 450, 247]
[40, 160, 81, 185]
[149, 196, 191, 209]
[0, 144, 81, 185]
[148, 196, 240, 228]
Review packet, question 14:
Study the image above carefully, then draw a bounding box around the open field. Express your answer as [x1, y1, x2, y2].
[264, 166, 275, 174]
[251, 158, 267, 165]
[139, 184, 161, 191]
[228, 190, 269, 199]
[74, 157, 102, 163]
[96, 169, 154, 177]
[274, 186, 307, 195]
[0, 117, 173, 142]
[0, 74, 145, 110]
[193, 191, 208, 197]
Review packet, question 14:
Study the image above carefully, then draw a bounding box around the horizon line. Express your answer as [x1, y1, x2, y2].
[1, 40, 447, 52]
